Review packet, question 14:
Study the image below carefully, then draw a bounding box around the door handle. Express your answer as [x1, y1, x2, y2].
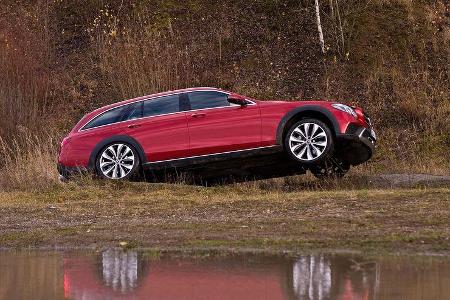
[127, 124, 141, 129]
[190, 113, 206, 118]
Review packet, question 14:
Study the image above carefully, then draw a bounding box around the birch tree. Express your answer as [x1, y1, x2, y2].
[314, 0, 325, 54]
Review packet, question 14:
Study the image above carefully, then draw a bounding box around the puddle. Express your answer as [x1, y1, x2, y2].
[0, 250, 449, 299]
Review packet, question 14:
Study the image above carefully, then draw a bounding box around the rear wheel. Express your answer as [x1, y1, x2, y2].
[95, 143, 140, 180]
[284, 119, 333, 165]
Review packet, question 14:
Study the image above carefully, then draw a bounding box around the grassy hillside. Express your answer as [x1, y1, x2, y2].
[0, 0, 449, 189]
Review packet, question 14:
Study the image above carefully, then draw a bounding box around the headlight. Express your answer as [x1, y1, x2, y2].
[331, 103, 357, 118]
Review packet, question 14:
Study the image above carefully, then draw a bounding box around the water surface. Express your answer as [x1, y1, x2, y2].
[0, 250, 449, 299]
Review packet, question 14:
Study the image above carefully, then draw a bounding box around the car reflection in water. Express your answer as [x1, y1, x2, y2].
[64, 249, 147, 299]
[62, 251, 380, 300]
[2, 250, 448, 300]
[291, 255, 378, 300]
[102, 250, 139, 293]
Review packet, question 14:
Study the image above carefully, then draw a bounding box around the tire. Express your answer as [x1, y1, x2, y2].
[95, 142, 140, 180]
[284, 118, 334, 165]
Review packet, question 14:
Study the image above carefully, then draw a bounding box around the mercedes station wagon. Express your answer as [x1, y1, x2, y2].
[58, 87, 376, 181]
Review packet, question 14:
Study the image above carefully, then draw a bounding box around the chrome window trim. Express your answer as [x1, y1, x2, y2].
[78, 90, 256, 132]
[78, 110, 187, 132]
[145, 145, 279, 165]
[184, 99, 256, 113]
[79, 92, 186, 132]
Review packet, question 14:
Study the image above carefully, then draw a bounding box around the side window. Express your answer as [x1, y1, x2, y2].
[121, 102, 143, 121]
[143, 94, 180, 117]
[83, 106, 128, 130]
[83, 102, 143, 130]
[188, 91, 229, 110]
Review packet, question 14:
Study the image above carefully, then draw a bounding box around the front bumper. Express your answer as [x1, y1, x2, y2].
[336, 126, 376, 165]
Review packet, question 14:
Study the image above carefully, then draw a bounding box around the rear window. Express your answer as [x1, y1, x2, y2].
[143, 94, 180, 117]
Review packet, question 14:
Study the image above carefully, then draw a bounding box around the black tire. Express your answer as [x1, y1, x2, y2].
[284, 118, 334, 165]
[95, 142, 140, 180]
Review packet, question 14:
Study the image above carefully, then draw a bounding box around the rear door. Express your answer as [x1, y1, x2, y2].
[124, 94, 189, 162]
[186, 91, 261, 156]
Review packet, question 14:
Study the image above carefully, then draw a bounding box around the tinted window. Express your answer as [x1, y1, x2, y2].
[83, 102, 143, 130]
[143, 94, 180, 117]
[121, 102, 142, 121]
[188, 91, 229, 110]
[84, 106, 128, 129]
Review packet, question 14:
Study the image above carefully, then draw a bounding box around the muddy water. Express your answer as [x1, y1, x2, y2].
[0, 250, 449, 300]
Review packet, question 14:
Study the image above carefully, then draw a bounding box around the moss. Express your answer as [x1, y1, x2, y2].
[141, 248, 162, 260]
[0, 232, 46, 247]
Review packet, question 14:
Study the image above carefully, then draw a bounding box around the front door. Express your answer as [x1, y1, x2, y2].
[186, 91, 261, 157]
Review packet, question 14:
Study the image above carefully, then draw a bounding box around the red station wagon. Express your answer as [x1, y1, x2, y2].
[58, 87, 376, 181]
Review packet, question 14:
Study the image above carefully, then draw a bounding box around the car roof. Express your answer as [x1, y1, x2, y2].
[108, 87, 228, 108]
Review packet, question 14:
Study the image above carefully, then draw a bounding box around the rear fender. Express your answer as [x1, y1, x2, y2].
[88, 135, 146, 169]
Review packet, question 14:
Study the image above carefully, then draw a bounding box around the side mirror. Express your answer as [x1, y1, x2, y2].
[228, 96, 248, 106]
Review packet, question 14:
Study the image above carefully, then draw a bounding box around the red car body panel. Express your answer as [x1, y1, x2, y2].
[62, 257, 289, 300]
[58, 87, 374, 172]
[62, 126, 115, 167]
[187, 104, 261, 157]
[121, 112, 189, 162]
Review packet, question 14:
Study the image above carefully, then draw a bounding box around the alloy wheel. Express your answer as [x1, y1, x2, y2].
[99, 143, 135, 179]
[289, 122, 328, 161]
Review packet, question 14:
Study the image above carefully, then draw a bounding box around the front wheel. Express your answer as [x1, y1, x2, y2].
[95, 143, 140, 180]
[284, 118, 334, 164]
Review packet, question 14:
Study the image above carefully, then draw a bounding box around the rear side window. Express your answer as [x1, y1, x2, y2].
[83, 102, 143, 130]
[143, 94, 180, 117]
[83, 106, 127, 130]
[121, 102, 143, 121]
[188, 91, 229, 110]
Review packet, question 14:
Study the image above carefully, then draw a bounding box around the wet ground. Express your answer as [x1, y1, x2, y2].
[0, 250, 449, 300]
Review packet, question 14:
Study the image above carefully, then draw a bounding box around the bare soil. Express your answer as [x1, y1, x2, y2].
[0, 174, 448, 254]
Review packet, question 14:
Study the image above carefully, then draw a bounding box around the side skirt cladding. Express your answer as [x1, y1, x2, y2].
[88, 135, 147, 170]
[144, 145, 283, 170]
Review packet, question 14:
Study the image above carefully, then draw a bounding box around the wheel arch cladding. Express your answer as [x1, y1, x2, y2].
[88, 135, 147, 169]
[276, 106, 340, 145]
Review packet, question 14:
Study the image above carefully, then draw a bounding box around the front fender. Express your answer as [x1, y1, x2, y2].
[275, 105, 341, 145]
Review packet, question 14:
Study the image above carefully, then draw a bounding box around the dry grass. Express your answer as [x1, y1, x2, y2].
[0, 131, 61, 191]
[0, 0, 58, 140]
[96, 32, 195, 100]
[0, 182, 448, 252]
[321, 0, 450, 174]
[0, 0, 448, 191]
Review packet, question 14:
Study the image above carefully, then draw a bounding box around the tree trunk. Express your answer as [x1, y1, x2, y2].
[314, 0, 325, 54]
